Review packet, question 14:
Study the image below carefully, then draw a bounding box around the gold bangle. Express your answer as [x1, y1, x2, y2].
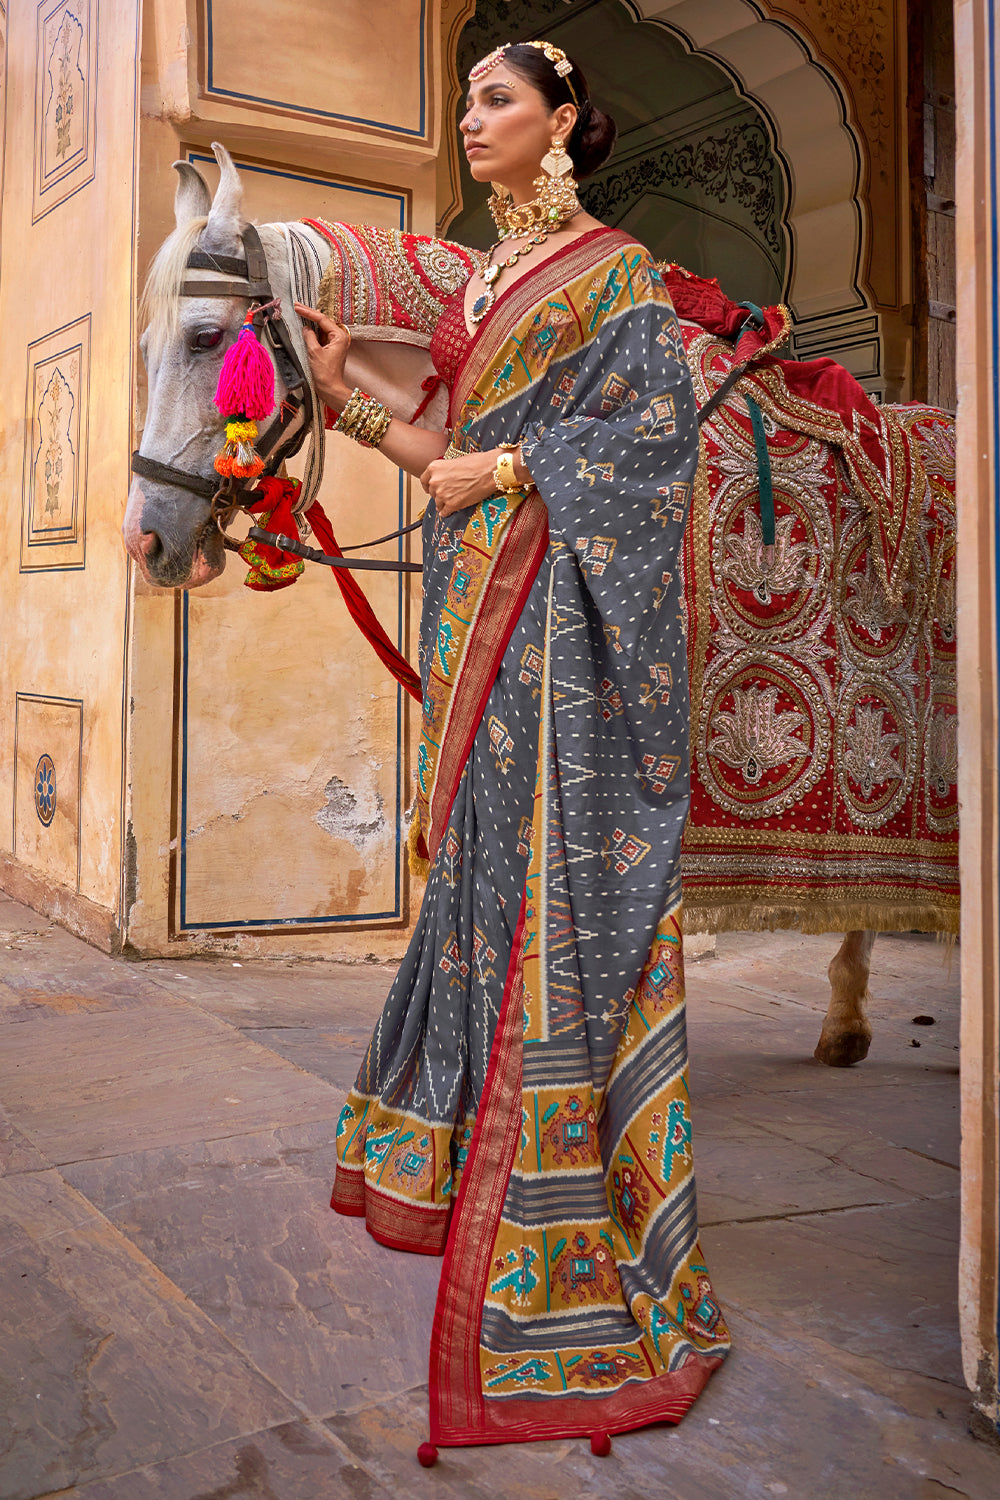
[493, 450, 520, 494]
[334, 387, 393, 449]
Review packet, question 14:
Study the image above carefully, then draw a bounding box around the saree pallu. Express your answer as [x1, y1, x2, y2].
[332, 227, 730, 1446]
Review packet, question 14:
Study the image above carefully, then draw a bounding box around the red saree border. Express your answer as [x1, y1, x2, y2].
[426, 495, 550, 861]
[435, 1356, 723, 1447]
[330, 1164, 366, 1216]
[429, 891, 529, 1441]
[450, 227, 640, 422]
[428, 890, 724, 1445]
[332, 1163, 452, 1255]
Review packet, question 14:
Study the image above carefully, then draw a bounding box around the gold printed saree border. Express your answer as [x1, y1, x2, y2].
[422, 495, 550, 862]
[450, 228, 639, 422]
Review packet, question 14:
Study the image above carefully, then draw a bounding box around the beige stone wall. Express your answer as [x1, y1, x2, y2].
[0, 0, 139, 948]
[1, 0, 441, 959]
[127, 0, 440, 959]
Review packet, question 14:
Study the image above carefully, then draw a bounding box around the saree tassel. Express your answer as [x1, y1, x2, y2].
[214, 311, 275, 420]
[214, 417, 265, 479]
[407, 807, 430, 880]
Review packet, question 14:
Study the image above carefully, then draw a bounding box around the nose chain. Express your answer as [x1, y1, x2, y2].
[470, 230, 549, 324]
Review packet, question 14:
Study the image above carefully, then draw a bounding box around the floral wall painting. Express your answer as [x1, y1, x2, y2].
[33, 0, 97, 220]
[33, 364, 77, 532]
[21, 315, 90, 570]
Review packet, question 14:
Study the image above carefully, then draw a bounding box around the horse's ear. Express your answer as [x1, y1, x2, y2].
[201, 142, 245, 254]
[173, 160, 211, 227]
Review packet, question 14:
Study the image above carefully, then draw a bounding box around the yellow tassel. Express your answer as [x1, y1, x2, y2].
[407, 807, 430, 880]
[214, 417, 264, 478]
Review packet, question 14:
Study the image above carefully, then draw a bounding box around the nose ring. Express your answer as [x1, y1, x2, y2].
[466, 117, 483, 134]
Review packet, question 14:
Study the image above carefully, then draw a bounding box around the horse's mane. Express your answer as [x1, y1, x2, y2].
[140, 216, 209, 356]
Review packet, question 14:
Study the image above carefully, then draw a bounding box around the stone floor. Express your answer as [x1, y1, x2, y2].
[1, 888, 998, 1500]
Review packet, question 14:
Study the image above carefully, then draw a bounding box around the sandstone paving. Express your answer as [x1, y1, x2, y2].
[1, 900, 999, 1498]
[0, 1005, 337, 1164]
[0, 1171, 296, 1500]
[62, 1123, 441, 1414]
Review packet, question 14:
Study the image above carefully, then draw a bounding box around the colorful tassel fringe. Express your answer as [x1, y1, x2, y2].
[213, 310, 275, 480]
[214, 313, 275, 421]
[214, 418, 265, 479]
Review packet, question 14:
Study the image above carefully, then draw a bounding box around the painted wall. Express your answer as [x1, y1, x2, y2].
[0, 0, 439, 960]
[0, 0, 138, 949]
[125, 0, 439, 959]
[955, 0, 1000, 1441]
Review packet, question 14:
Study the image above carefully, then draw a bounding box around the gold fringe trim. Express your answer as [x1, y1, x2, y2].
[683, 899, 960, 938]
[407, 806, 430, 881]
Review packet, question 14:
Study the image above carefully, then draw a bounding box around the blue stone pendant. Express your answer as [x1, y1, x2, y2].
[471, 287, 494, 324]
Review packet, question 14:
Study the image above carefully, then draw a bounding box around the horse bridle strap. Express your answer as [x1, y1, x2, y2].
[132, 224, 314, 506]
[131, 452, 217, 498]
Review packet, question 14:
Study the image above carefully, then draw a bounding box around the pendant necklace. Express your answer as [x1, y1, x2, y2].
[470, 230, 549, 325]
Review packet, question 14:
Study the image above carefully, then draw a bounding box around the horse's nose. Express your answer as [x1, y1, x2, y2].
[139, 530, 162, 561]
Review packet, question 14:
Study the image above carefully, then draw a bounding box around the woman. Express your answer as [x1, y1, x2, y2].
[296, 40, 730, 1456]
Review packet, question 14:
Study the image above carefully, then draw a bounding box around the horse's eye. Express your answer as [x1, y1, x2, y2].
[193, 329, 223, 350]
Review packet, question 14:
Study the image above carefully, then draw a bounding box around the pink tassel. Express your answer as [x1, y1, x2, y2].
[214, 312, 275, 420]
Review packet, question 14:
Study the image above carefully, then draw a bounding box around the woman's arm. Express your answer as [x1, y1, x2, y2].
[295, 302, 532, 514]
[295, 303, 449, 477]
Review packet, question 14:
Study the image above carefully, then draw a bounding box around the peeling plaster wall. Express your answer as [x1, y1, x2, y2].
[124, 0, 437, 960]
[0, 0, 138, 950]
[1, 0, 438, 960]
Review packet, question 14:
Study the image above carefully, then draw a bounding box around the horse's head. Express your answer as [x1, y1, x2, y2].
[124, 144, 290, 589]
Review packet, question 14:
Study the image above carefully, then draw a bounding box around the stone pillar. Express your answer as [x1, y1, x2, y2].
[955, 0, 1000, 1444]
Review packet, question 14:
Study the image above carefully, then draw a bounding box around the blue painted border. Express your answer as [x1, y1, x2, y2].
[178, 162, 408, 931]
[12, 692, 85, 892]
[989, 0, 1000, 1376]
[204, 0, 427, 139]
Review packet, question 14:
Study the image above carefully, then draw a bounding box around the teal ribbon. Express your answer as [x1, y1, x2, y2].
[744, 394, 774, 548]
[737, 300, 765, 332]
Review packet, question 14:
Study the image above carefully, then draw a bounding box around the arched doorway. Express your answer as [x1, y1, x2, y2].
[440, 0, 893, 396]
[447, 2, 787, 311]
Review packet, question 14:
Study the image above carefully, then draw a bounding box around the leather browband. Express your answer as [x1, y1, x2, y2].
[182, 280, 273, 299]
[186, 250, 250, 276]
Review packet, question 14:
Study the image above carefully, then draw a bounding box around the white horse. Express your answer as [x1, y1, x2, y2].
[124, 144, 929, 1068]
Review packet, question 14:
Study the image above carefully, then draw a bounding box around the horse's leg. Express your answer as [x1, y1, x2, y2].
[813, 930, 877, 1067]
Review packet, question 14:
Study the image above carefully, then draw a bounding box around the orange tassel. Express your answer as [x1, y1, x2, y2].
[214, 418, 264, 479]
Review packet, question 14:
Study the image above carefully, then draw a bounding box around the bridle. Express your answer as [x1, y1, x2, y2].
[130, 224, 315, 545]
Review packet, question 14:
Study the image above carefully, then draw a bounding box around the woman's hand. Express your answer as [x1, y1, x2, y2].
[293, 304, 352, 410]
[421, 449, 498, 516]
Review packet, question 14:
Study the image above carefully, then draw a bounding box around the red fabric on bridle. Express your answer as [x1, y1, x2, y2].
[304, 498, 421, 702]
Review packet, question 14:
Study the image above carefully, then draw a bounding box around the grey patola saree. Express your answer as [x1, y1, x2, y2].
[327, 224, 730, 1446]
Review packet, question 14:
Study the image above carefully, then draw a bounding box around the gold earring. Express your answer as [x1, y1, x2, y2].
[540, 138, 573, 179]
[534, 137, 580, 225]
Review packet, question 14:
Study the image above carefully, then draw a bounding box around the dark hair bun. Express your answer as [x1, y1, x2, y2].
[571, 103, 617, 179]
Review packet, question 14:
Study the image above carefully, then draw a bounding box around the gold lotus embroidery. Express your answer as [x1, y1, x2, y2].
[842, 555, 909, 641]
[843, 704, 902, 797]
[722, 507, 815, 605]
[708, 684, 808, 783]
[927, 709, 958, 796]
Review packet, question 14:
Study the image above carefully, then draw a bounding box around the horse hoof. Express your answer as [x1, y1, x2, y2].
[813, 1029, 872, 1067]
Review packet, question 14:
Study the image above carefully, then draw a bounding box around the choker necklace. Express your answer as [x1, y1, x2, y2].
[470, 230, 548, 324]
